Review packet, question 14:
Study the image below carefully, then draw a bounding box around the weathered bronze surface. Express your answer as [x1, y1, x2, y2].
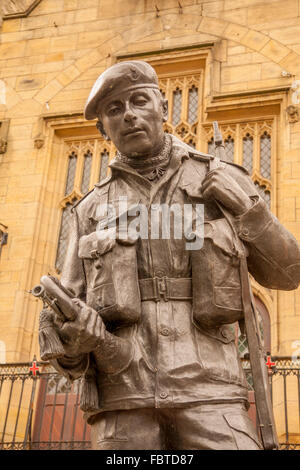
[37, 61, 300, 450]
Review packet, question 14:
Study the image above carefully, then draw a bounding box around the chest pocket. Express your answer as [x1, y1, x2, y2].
[79, 228, 141, 329]
[191, 217, 244, 328]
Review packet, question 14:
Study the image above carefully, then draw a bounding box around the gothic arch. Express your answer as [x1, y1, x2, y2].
[28, 12, 300, 110]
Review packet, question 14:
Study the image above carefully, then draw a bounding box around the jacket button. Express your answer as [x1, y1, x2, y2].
[221, 329, 229, 339]
[241, 228, 249, 237]
[90, 249, 100, 258]
[161, 328, 170, 336]
[155, 270, 166, 277]
[95, 260, 103, 269]
[159, 392, 168, 399]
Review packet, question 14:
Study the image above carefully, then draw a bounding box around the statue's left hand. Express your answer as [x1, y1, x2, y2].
[201, 168, 253, 216]
[53, 299, 104, 357]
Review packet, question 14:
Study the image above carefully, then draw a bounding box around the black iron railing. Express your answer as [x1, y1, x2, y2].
[0, 358, 299, 450]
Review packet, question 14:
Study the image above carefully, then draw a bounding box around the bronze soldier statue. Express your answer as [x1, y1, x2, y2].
[37, 61, 300, 450]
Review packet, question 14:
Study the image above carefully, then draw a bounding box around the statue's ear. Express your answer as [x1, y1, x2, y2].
[96, 120, 110, 141]
[162, 99, 168, 123]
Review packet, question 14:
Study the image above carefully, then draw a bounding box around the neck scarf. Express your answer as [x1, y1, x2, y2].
[116, 134, 172, 182]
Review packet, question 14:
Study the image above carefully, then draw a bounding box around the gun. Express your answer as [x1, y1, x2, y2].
[31, 275, 83, 361]
[212, 121, 279, 450]
[32, 275, 133, 411]
[32, 275, 133, 375]
[32, 275, 78, 321]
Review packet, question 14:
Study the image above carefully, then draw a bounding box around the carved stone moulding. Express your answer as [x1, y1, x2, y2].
[2, 0, 42, 19]
[286, 105, 299, 123]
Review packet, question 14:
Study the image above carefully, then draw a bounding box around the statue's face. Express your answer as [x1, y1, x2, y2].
[99, 88, 168, 157]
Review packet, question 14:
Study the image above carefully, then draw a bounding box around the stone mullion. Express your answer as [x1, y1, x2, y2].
[181, 77, 189, 125]
[195, 72, 204, 151]
[73, 142, 84, 196]
[199, 72, 204, 123]
[55, 139, 70, 257]
[89, 139, 100, 189]
[238, 124, 245, 168]
[235, 123, 240, 165]
[199, 124, 209, 154]
[167, 78, 175, 131]
[203, 126, 213, 154]
[86, 142, 96, 192]
[270, 118, 276, 216]
[252, 122, 260, 178]
[258, 123, 263, 178]
[60, 142, 73, 203]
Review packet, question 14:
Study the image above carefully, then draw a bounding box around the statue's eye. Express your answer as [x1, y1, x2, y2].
[134, 97, 147, 106]
[108, 106, 120, 116]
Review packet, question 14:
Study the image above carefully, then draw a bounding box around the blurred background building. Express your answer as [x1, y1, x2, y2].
[0, 0, 300, 449]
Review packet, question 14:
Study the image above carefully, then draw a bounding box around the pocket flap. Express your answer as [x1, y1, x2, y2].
[204, 218, 246, 257]
[194, 323, 235, 344]
[79, 228, 116, 259]
[204, 219, 235, 256]
[224, 412, 262, 447]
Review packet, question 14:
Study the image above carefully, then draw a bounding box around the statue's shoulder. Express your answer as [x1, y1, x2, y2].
[189, 147, 249, 176]
[71, 189, 96, 214]
[188, 148, 214, 163]
[72, 174, 113, 213]
[221, 159, 249, 176]
[94, 173, 113, 189]
[171, 134, 213, 164]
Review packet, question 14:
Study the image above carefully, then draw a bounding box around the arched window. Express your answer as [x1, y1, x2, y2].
[205, 121, 273, 209]
[55, 140, 114, 273]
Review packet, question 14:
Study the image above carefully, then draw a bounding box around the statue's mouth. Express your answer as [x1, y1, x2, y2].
[123, 128, 144, 137]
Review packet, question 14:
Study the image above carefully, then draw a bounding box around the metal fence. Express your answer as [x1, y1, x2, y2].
[0, 360, 91, 450]
[0, 357, 299, 450]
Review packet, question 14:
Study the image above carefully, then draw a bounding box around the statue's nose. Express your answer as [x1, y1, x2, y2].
[124, 104, 137, 122]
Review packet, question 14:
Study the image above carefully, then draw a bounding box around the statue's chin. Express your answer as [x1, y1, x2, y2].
[126, 150, 150, 158]
[118, 139, 164, 159]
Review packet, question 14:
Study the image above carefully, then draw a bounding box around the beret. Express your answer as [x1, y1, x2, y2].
[84, 60, 160, 120]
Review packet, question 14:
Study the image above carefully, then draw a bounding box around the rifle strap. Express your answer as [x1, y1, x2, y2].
[208, 156, 278, 450]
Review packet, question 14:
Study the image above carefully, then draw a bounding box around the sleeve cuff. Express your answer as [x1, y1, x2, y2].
[51, 353, 89, 381]
[233, 196, 272, 242]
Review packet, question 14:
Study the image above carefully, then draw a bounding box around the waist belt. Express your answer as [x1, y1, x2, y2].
[139, 277, 192, 302]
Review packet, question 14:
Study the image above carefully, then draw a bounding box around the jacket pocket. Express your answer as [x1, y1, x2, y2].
[191, 217, 244, 328]
[79, 230, 141, 327]
[193, 323, 247, 386]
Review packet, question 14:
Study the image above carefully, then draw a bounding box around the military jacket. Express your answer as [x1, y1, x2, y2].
[53, 135, 300, 421]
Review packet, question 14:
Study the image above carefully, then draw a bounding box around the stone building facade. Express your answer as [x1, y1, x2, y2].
[0, 0, 300, 444]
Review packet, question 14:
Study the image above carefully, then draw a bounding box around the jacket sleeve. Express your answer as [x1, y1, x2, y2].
[51, 206, 89, 379]
[50, 354, 90, 382]
[234, 197, 300, 290]
[224, 162, 300, 290]
[60, 207, 87, 300]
